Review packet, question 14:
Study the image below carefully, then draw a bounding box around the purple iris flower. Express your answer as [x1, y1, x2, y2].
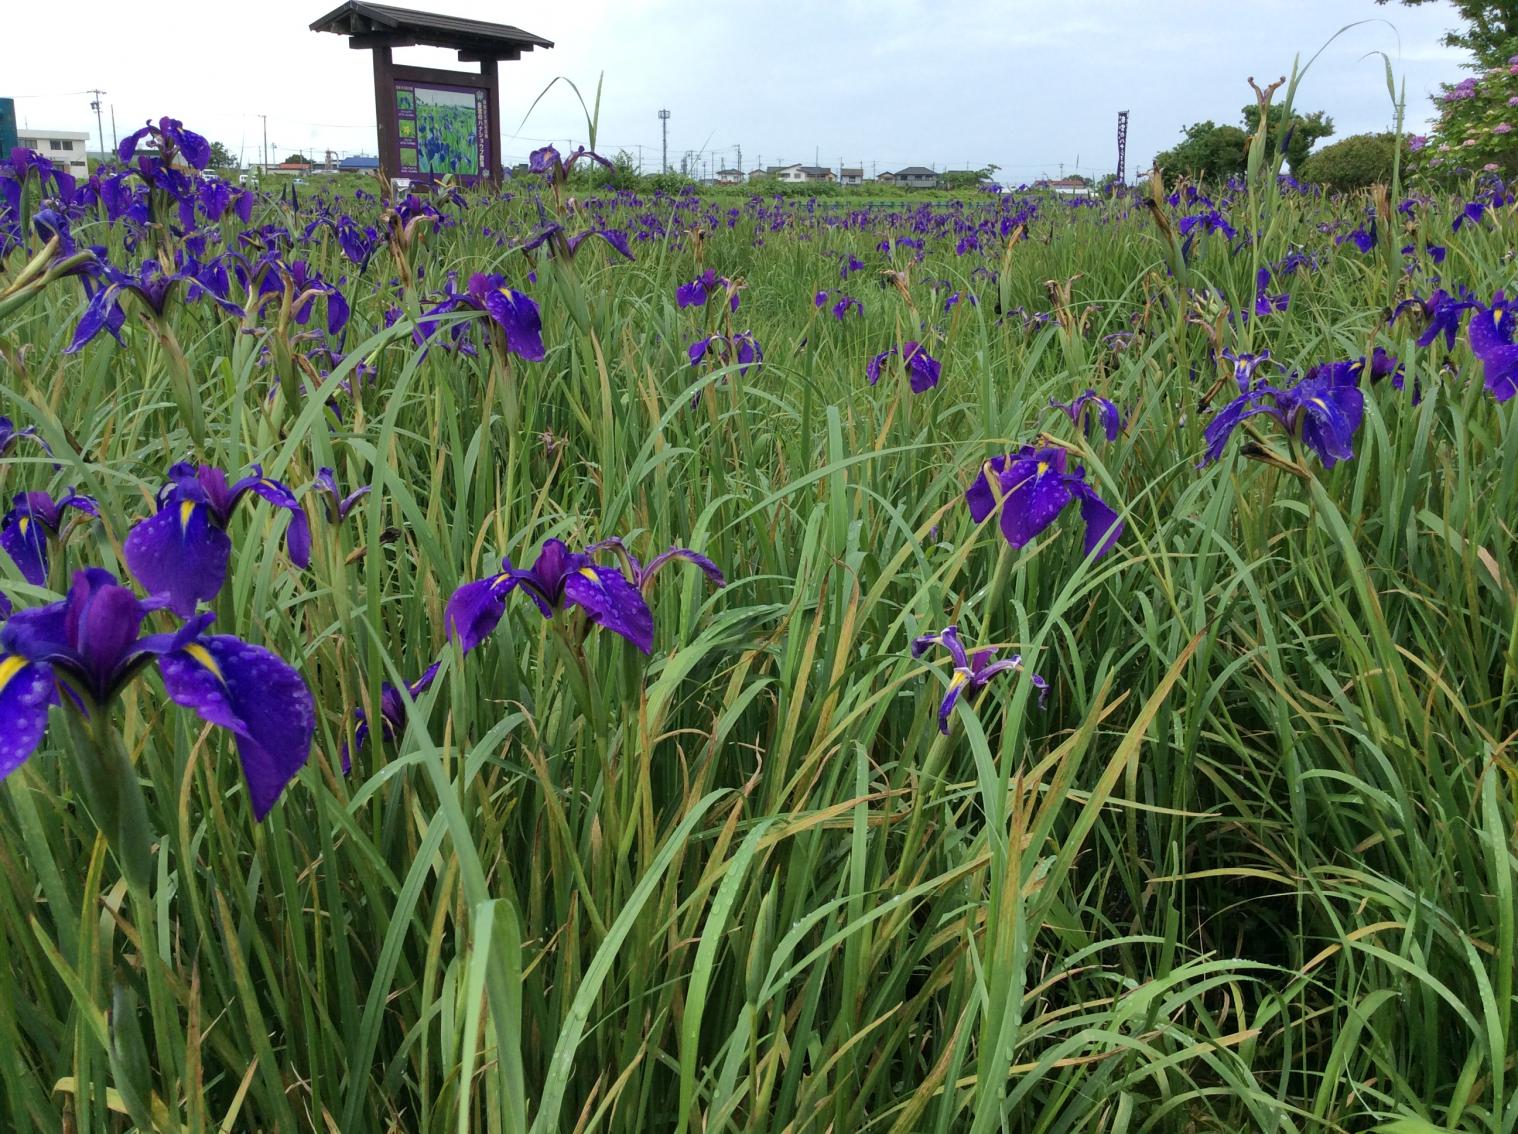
[1220, 348, 1275, 392]
[831, 295, 863, 320]
[1453, 201, 1487, 232]
[1393, 288, 1475, 350]
[310, 468, 370, 524]
[342, 662, 441, 771]
[911, 625, 1048, 734]
[1253, 268, 1289, 317]
[867, 342, 942, 393]
[566, 227, 635, 261]
[1, 489, 99, 585]
[1467, 291, 1518, 402]
[117, 117, 212, 170]
[124, 463, 311, 617]
[689, 332, 763, 376]
[1050, 390, 1123, 441]
[418, 273, 545, 362]
[1200, 362, 1365, 468]
[0, 568, 314, 817]
[965, 448, 1122, 557]
[1178, 210, 1237, 241]
[239, 256, 350, 338]
[469, 273, 544, 361]
[65, 254, 243, 354]
[681, 270, 720, 308]
[1340, 222, 1377, 254]
[446, 538, 654, 653]
[446, 537, 723, 656]
[0, 417, 49, 458]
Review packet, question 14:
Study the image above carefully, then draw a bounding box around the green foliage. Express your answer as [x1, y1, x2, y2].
[207, 140, 237, 169]
[1413, 60, 1518, 175]
[1153, 120, 1251, 180]
[1239, 103, 1335, 171]
[282, 152, 310, 164]
[1302, 131, 1405, 189]
[941, 166, 996, 189]
[1, 147, 1516, 1133]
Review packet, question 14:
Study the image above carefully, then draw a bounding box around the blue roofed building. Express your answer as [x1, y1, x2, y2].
[338, 154, 381, 171]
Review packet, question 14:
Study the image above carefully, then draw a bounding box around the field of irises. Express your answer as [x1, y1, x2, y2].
[1, 114, 1516, 1133]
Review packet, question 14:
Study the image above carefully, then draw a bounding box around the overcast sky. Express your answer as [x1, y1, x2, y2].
[9, 0, 1471, 179]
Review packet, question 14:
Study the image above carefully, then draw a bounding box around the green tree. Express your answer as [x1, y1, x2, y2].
[207, 141, 237, 169]
[1375, 0, 1518, 65]
[1153, 121, 1251, 181]
[1238, 104, 1334, 171]
[941, 167, 995, 189]
[282, 153, 310, 165]
[1300, 132, 1405, 190]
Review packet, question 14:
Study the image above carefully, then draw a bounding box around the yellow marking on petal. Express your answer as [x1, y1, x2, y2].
[948, 670, 970, 691]
[578, 566, 602, 584]
[178, 500, 197, 530]
[1036, 461, 1050, 475]
[16, 516, 28, 537]
[1311, 398, 1329, 411]
[0, 654, 27, 695]
[183, 643, 223, 681]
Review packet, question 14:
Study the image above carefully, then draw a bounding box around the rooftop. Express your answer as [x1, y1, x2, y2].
[310, 1, 553, 60]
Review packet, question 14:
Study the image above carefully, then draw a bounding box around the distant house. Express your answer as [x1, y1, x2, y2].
[716, 167, 744, 184]
[765, 163, 835, 183]
[17, 129, 89, 177]
[840, 167, 863, 186]
[1034, 177, 1093, 197]
[876, 170, 896, 184]
[893, 166, 940, 189]
[339, 154, 381, 171]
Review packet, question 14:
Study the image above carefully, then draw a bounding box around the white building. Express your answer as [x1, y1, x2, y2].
[17, 129, 91, 178]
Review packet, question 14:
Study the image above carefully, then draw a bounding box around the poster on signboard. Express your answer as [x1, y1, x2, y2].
[393, 83, 489, 178]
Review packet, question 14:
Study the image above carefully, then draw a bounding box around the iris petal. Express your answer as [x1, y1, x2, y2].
[158, 635, 315, 820]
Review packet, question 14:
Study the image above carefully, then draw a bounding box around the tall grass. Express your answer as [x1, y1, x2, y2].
[0, 152, 1514, 1133]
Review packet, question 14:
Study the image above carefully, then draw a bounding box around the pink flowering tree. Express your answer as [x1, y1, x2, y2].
[1413, 56, 1518, 176]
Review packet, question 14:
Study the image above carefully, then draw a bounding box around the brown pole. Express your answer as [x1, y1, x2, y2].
[372, 45, 397, 179]
[479, 56, 500, 183]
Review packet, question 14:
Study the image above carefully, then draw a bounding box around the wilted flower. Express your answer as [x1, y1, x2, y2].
[965, 447, 1122, 557]
[0, 568, 314, 818]
[912, 624, 1048, 733]
[124, 463, 310, 616]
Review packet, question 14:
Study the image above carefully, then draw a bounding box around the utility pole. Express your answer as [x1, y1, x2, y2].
[658, 108, 670, 173]
[735, 143, 742, 178]
[260, 114, 269, 171]
[109, 105, 117, 149]
[88, 90, 106, 160]
[636, 143, 642, 173]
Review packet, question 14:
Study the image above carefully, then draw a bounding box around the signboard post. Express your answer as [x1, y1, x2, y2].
[312, 1, 551, 185]
[0, 99, 17, 157]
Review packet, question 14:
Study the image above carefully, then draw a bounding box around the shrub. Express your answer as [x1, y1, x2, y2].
[1300, 132, 1404, 192]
